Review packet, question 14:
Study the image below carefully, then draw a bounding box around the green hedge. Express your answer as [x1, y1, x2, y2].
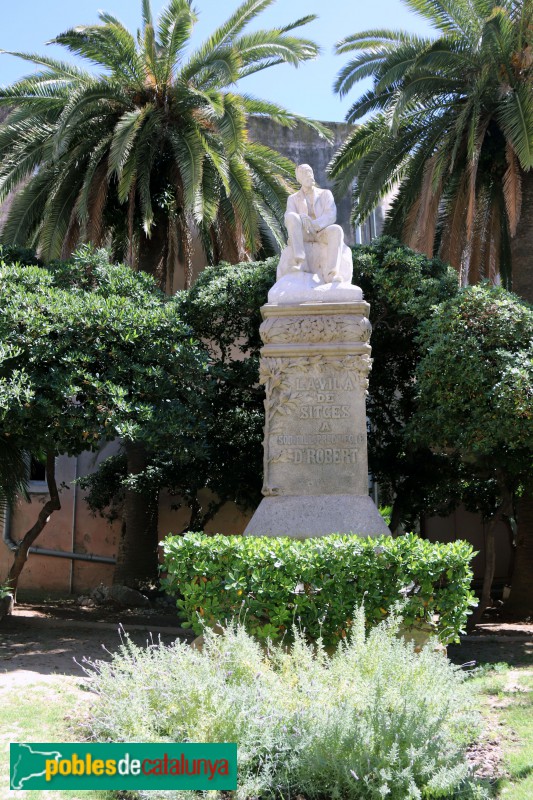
[161, 533, 477, 645]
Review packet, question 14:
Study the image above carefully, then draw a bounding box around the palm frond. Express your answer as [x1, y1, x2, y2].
[53, 80, 128, 157]
[1, 168, 56, 247]
[142, 0, 154, 30]
[167, 126, 205, 214]
[84, 158, 109, 245]
[0, 122, 54, 204]
[402, 0, 480, 39]
[439, 169, 469, 270]
[40, 162, 86, 260]
[241, 96, 332, 141]
[336, 29, 431, 53]
[108, 107, 149, 177]
[277, 16, 318, 34]
[0, 49, 92, 81]
[226, 156, 258, 253]
[157, 0, 197, 83]
[234, 30, 319, 71]
[334, 52, 393, 98]
[496, 83, 533, 169]
[52, 24, 144, 87]
[182, 0, 273, 81]
[344, 88, 395, 123]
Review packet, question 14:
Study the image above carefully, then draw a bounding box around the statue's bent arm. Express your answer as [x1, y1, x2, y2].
[313, 190, 337, 231]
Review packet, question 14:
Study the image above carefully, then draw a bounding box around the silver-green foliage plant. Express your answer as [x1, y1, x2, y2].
[82, 611, 487, 800]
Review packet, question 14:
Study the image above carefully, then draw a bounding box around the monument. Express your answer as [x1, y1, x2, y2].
[244, 165, 389, 537]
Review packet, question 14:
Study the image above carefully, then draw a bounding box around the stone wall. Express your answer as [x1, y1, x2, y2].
[247, 116, 359, 245]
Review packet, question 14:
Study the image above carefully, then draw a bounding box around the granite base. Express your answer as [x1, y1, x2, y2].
[243, 494, 389, 538]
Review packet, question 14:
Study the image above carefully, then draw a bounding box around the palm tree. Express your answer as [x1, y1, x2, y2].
[0, 0, 327, 290]
[329, 0, 533, 292]
[329, 0, 533, 616]
[0, 0, 329, 589]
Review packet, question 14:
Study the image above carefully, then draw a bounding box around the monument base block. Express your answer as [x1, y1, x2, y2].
[244, 494, 389, 538]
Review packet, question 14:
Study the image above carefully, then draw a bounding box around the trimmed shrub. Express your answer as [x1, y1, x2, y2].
[82, 614, 486, 800]
[161, 533, 476, 645]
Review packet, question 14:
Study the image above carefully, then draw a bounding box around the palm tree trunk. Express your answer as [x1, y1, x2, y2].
[138, 214, 170, 291]
[8, 452, 60, 599]
[113, 442, 159, 589]
[506, 169, 533, 615]
[511, 169, 533, 301]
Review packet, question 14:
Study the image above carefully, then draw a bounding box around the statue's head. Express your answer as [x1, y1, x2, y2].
[295, 163, 315, 187]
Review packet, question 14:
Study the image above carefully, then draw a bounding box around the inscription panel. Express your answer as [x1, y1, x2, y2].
[264, 365, 369, 496]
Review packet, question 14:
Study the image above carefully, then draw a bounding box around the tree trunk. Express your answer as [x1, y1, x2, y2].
[506, 169, 533, 616]
[389, 497, 403, 536]
[113, 442, 159, 589]
[504, 494, 533, 617]
[111, 217, 168, 589]
[468, 514, 497, 631]
[505, 514, 517, 587]
[8, 451, 61, 599]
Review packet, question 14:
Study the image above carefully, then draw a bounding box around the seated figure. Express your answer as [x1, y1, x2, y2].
[277, 163, 353, 283]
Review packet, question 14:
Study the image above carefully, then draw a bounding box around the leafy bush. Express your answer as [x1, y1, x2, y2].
[411, 284, 533, 466]
[351, 237, 462, 530]
[82, 256, 278, 534]
[0, 243, 42, 266]
[176, 257, 277, 360]
[174, 243, 477, 532]
[161, 533, 476, 645]
[82, 613, 486, 800]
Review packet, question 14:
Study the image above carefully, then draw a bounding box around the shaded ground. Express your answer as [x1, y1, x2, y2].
[449, 620, 533, 669]
[0, 603, 193, 682]
[1, 600, 532, 683]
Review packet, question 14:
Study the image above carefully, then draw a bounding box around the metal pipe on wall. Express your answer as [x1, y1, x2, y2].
[28, 546, 116, 565]
[2, 503, 116, 565]
[1, 505, 16, 552]
[69, 455, 79, 593]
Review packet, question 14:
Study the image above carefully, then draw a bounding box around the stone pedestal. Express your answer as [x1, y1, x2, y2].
[244, 301, 389, 538]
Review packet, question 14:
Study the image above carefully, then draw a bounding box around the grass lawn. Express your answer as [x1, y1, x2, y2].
[469, 662, 533, 798]
[0, 676, 111, 800]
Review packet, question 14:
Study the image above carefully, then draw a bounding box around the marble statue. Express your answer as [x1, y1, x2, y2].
[268, 164, 362, 304]
[243, 165, 388, 538]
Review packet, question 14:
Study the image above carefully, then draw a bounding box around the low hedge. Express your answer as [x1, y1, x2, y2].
[161, 533, 477, 645]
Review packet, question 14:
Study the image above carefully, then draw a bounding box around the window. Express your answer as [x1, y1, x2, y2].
[27, 455, 48, 493]
[29, 456, 46, 482]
